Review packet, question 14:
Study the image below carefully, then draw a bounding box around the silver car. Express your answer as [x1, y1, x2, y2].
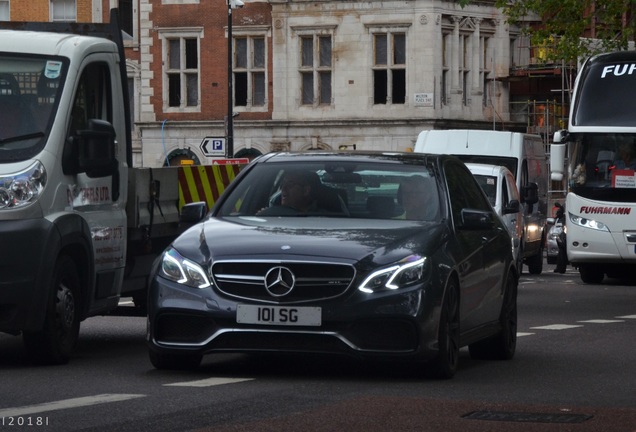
[546, 220, 564, 265]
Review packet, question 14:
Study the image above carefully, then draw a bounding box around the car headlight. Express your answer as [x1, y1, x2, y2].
[160, 248, 211, 289]
[570, 213, 608, 232]
[358, 255, 428, 293]
[0, 161, 47, 210]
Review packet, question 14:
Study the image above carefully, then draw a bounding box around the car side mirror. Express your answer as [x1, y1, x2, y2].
[523, 182, 539, 205]
[460, 208, 495, 230]
[503, 199, 520, 215]
[179, 201, 208, 230]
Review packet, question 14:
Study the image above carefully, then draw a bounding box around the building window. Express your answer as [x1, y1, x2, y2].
[481, 36, 492, 107]
[119, 0, 133, 38]
[160, 30, 202, 111]
[299, 34, 332, 106]
[51, 0, 76, 22]
[460, 34, 470, 106]
[0, 0, 9, 21]
[373, 32, 406, 105]
[442, 32, 450, 105]
[234, 36, 266, 108]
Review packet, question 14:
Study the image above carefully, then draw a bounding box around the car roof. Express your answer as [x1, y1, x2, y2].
[465, 162, 512, 177]
[252, 150, 462, 166]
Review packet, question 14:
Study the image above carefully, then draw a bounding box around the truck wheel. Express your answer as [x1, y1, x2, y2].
[526, 248, 543, 274]
[23, 256, 81, 365]
[579, 265, 604, 284]
[469, 270, 517, 360]
[426, 279, 460, 379]
[149, 350, 202, 370]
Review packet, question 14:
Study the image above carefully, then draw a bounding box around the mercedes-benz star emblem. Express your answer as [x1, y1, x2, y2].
[264, 266, 295, 297]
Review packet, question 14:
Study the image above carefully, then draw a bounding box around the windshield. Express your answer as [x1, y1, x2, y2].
[473, 174, 497, 207]
[0, 54, 66, 162]
[569, 132, 636, 202]
[217, 161, 441, 221]
[574, 58, 636, 127]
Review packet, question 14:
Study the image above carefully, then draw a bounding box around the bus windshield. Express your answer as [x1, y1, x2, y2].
[569, 132, 636, 202]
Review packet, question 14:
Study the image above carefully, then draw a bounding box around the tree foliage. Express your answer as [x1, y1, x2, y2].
[457, 0, 636, 62]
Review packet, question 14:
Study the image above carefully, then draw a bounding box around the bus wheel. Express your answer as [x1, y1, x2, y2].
[579, 264, 604, 284]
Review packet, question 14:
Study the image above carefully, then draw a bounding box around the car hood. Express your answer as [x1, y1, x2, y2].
[172, 216, 448, 267]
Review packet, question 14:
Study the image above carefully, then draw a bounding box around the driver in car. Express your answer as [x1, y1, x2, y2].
[257, 170, 321, 215]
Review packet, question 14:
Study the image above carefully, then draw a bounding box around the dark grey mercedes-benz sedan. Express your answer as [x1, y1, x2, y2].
[147, 151, 518, 379]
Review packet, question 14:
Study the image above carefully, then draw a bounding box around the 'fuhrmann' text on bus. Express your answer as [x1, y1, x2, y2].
[579, 206, 631, 215]
[601, 64, 636, 78]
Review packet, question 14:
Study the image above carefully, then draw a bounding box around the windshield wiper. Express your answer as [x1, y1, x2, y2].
[0, 131, 45, 145]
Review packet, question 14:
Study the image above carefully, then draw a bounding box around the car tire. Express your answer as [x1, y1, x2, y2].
[546, 256, 556, 265]
[469, 270, 517, 361]
[526, 248, 543, 274]
[149, 350, 202, 370]
[426, 279, 460, 379]
[132, 290, 148, 315]
[23, 255, 81, 365]
[579, 264, 604, 284]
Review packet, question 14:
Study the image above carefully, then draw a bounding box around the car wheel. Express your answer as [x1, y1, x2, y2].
[23, 256, 81, 365]
[427, 279, 460, 379]
[132, 290, 148, 315]
[579, 264, 604, 284]
[526, 248, 543, 274]
[469, 270, 517, 360]
[149, 350, 202, 370]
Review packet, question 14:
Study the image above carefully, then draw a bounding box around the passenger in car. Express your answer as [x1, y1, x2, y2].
[396, 175, 437, 220]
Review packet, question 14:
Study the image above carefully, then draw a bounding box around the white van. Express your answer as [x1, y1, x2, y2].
[466, 163, 523, 271]
[414, 129, 548, 274]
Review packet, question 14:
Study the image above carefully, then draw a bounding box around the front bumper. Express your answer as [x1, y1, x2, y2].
[147, 276, 441, 361]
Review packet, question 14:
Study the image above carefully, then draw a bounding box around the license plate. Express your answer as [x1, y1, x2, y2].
[236, 305, 321, 326]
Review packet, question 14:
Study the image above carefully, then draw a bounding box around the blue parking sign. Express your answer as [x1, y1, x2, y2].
[200, 137, 226, 156]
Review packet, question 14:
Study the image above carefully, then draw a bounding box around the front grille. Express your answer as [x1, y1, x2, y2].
[212, 260, 355, 303]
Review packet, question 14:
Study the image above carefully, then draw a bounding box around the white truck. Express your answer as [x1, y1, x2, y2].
[414, 129, 549, 274]
[0, 11, 212, 364]
[551, 51, 636, 283]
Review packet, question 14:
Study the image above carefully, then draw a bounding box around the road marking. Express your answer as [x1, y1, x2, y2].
[0, 394, 145, 417]
[164, 377, 254, 387]
[517, 332, 535, 337]
[617, 315, 636, 319]
[577, 319, 625, 324]
[529, 324, 584, 330]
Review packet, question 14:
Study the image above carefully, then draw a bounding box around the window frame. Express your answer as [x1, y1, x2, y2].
[50, 0, 76, 22]
[231, 26, 270, 113]
[292, 25, 335, 108]
[0, 0, 9, 21]
[158, 28, 203, 113]
[367, 24, 410, 106]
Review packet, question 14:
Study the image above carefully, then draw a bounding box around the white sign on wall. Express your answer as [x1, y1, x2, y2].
[414, 93, 434, 107]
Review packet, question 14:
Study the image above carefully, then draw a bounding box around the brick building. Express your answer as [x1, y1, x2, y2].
[2, 0, 568, 167]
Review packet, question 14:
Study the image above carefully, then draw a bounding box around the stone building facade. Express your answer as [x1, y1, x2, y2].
[136, 0, 517, 167]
